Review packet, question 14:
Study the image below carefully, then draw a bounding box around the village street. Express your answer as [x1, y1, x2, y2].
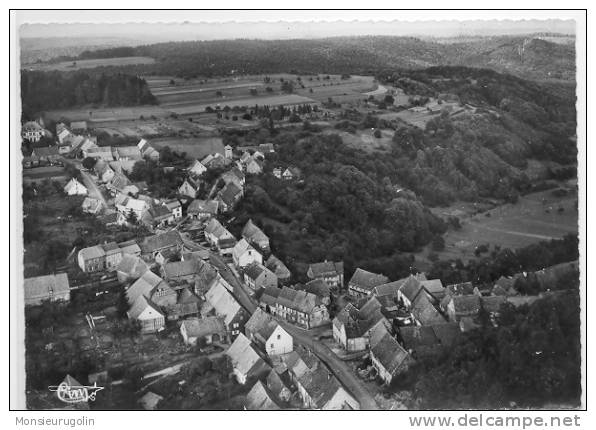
[209, 252, 380, 409]
[78, 165, 107, 206]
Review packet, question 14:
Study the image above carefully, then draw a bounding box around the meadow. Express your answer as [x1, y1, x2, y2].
[25, 56, 156, 72]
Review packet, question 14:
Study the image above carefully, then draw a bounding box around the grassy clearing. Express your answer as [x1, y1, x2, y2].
[151, 136, 225, 160]
[417, 188, 578, 268]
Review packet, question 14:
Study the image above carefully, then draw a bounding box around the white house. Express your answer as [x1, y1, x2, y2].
[188, 160, 207, 177]
[225, 333, 271, 385]
[245, 308, 293, 356]
[63, 178, 88, 196]
[232, 239, 262, 268]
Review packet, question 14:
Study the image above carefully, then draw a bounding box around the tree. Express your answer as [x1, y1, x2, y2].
[384, 95, 395, 105]
[82, 157, 97, 170]
[126, 209, 138, 225]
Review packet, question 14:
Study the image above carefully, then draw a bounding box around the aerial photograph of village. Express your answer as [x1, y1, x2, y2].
[14, 11, 583, 411]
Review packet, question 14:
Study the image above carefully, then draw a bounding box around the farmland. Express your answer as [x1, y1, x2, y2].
[24, 56, 156, 72]
[416, 187, 579, 268]
[23, 166, 67, 184]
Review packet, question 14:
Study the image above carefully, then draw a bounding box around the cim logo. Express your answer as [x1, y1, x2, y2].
[49, 376, 104, 403]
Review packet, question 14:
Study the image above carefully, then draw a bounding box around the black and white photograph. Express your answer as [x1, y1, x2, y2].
[8, 7, 587, 420]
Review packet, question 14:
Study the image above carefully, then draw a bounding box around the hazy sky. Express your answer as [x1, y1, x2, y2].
[16, 10, 577, 41]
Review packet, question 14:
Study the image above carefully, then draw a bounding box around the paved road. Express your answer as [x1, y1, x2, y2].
[209, 251, 379, 409]
[79, 169, 107, 206]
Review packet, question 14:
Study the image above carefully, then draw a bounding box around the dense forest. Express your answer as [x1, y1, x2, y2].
[229, 132, 447, 281]
[65, 35, 575, 81]
[20, 70, 156, 120]
[412, 291, 581, 408]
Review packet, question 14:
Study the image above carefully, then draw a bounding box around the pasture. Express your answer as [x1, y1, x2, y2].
[324, 129, 394, 153]
[24, 56, 156, 72]
[418, 188, 578, 267]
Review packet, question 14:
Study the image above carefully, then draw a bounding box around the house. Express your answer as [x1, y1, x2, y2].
[221, 167, 245, 188]
[260, 286, 329, 329]
[243, 263, 278, 292]
[100, 211, 126, 228]
[84, 146, 113, 162]
[204, 218, 236, 254]
[224, 144, 233, 159]
[397, 276, 424, 308]
[203, 281, 249, 338]
[201, 153, 226, 169]
[24, 273, 70, 306]
[150, 205, 174, 228]
[21, 121, 45, 142]
[116, 254, 149, 284]
[171, 287, 202, 320]
[259, 143, 275, 153]
[138, 231, 184, 262]
[93, 160, 115, 183]
[163, 199, 182, 220]
[491, 276, 519, 296]
[127, 270, 177, 319]
[265, 255, 291, 285]
[217, 181, 243, 213]
[113, 146, 142, 161]
[187, 199, 219, 220]
[56, 123, 71, 144]
[420, 279, 446, 301]
[178, 177, 201, 199]
[81, 197, 104, 215]
[192, 259, 231, 298]
[348, 268, 389, 299]
[299, 279, 331, 306]
[242, 219, 270, 253]
[266, 369, 292, 403]
[115, 195, 150, 222]
[307, 261, 344, 289]
[70, 120, 87, 133]
[180, 316, 227, 346]
[244, 381, 281, 410]
[410, 292, 447, 326]
[445, 295, 482, 323]
[138, 391, 163, 410]
[397, 322, 460, 358]
[108, 172, 131, 193]
[332, 297, 392, 352]
[102, 242, 123, 271]
[161, 258, 203, 285]
[118, 240, 142, 257]
[232, 239, 263, 268]
[370, 331, 414, 384]
[282, 167, 301, 181]
[137, 139, 160, 161]
[245, 156, 264, 175]
[273, 167, 282, 179]
[63, 178, 87, 196]
[31, 146, 61, 164]
[128, 295, 166, 333]
[225, 333, 271, 384]
[245, 308, 293, 356]
[439, 282, 479, 313]
[188, 160, 207, 177]
[77, 246, 106, 272]
[76, 138, 98, 158]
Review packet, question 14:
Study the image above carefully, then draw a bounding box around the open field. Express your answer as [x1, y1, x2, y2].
[151, 136, 225, 160]
[45, 105, 172, 123]
[416, 188, 578, 267]
[323, 128, 394, 153]
[25, 56, 155, 72]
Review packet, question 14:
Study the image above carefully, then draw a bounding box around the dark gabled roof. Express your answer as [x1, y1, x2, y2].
[218, 181, 243, 206]
[371, 333, 411, 376]
[244, 263, 267, 281]
[349, 268, 389, 291]
[245, 381, 280, 410]
[242, 219, 269, 245]
[303, 279, 330, 298]
[480, 295, 507, 313]
[308, 261, 343, 278]
[411, 293, 446, 325]
[399, 276, 423, 302]
[163, 258, 202, 280]
[431, 322, 461, 347]
[188, 199, 219, 215]
[151, 204, 172, 219]
[265, 255, 291, 280]
[139, 231, 183, 254]
[451, 295, 482, 315]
